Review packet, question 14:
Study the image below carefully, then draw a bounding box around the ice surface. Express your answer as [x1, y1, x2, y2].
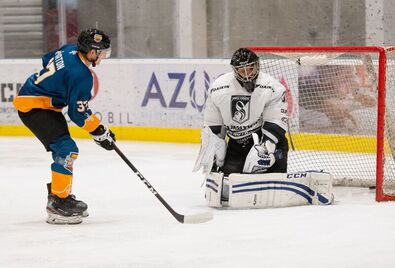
[1, 137, 395, 268]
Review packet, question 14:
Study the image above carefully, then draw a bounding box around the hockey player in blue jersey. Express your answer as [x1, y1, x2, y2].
[13, 28, 115, 224]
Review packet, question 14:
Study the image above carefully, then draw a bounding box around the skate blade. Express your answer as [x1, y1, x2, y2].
[46, 213, 82, 225]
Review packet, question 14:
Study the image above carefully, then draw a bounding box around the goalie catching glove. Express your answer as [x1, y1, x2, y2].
[90, 125, 116, 150]
[243, 133, 276, 173]
[193, 126, 227, 175]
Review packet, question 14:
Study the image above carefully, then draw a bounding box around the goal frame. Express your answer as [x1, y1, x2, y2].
[248, 46, 393, 202]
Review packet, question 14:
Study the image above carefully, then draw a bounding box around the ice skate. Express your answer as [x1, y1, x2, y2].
[46, 183, 89, 224]
[46, 183, 89, 217]
[68, 194, 89, 217]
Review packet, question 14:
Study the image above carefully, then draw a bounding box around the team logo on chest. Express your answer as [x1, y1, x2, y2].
[231, 95, 251, 124]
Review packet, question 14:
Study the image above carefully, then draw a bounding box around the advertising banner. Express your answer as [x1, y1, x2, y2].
[0, 59, 231, 130]
[91, 59, 230, 128]
[0, 58, 377, 145]
[0, 60, 42, 125]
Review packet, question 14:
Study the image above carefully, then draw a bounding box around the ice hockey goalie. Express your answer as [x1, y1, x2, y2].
[193, 47, 334, 208]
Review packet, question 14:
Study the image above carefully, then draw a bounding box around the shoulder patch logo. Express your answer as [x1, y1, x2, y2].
[231, 95, 251, 124]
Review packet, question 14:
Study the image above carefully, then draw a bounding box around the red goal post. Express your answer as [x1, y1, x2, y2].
[248, 46, 395, 202]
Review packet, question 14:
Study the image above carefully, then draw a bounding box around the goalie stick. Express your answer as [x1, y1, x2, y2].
[113, 143, 213, 224]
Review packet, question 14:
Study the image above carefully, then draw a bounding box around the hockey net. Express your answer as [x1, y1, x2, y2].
[249, 46, 395, 201]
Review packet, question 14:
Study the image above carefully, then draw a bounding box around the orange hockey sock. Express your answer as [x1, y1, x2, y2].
[51, 171, 73, 198]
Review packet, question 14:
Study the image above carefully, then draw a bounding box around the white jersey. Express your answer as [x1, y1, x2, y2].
[204, 71, 288, 144]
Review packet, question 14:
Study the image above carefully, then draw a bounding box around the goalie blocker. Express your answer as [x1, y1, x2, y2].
[205, 171, 334, 208]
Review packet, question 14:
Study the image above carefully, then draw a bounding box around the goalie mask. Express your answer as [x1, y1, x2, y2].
[77, 28, 111, 66]
[230, 48, 260, 93]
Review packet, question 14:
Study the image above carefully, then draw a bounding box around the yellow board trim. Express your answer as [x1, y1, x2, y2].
[0, 125, 201, 144]
[0, 125, 389, 154]
[290, 132, 377, 154]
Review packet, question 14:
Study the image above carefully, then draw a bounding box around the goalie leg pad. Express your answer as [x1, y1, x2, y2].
[205, 172, 224, 208]
[226, 172, 333, 209]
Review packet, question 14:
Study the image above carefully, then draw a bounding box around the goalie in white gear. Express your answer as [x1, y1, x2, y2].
[193, 48, 333, 209]
[194, 48, 333, 208]
[194, 47, 289, 176]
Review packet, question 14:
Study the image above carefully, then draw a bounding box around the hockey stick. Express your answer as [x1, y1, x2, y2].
[113, 143, 213, 224]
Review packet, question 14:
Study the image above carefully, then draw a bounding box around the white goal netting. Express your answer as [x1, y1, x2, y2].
[252, 47, 395, 200]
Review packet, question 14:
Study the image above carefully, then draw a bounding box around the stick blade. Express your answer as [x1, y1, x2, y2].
[182, 211, 213, 224]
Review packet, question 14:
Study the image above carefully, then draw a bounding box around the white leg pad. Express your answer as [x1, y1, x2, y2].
[227, 171, 333, 209]
[205, 172, 224, 208]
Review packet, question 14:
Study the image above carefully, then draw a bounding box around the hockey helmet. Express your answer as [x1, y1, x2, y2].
[77, 28, 111, 58]
[230, 48, 260, 92]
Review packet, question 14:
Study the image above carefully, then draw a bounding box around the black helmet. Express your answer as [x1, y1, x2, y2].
[230, 48, 260, 92]
[77, 28, 111, 53]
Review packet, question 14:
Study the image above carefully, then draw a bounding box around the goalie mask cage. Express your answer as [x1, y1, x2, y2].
[248, 46, 395, 202]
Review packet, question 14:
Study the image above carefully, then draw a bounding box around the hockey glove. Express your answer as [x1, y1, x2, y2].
[193, 126, 227, 175]
[243, 133, 276, 173]
[90, 125, 116, 150]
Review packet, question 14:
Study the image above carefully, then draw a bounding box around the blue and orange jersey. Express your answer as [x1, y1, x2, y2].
[13, 44, 100, 132]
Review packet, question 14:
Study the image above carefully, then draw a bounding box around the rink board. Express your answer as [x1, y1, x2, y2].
[0, 124, 379, 154]
[0, 59, 379, 153]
